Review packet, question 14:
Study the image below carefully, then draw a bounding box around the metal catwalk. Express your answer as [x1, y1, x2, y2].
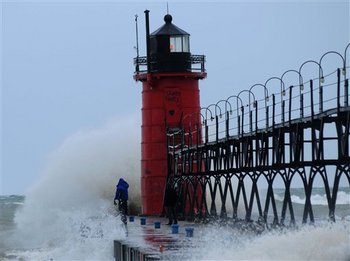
[166, 44, 350, 225]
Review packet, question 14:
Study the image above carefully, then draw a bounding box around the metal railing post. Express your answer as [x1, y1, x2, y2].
[300, 91, 304, 119]
[289, 86, 293, 122]
[310, 80, 314, 119]
[337, 68, 341, 114]
[345, 79, 349, 107]
[226, 111, 229, 139]
[319, 82, 323, 113]
[272, 94, 276, 128]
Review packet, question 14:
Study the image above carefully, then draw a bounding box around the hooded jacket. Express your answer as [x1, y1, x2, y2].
[114, 178, 129, 202]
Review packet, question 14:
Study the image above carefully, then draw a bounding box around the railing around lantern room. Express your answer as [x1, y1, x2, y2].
[133, 54, 206, 74]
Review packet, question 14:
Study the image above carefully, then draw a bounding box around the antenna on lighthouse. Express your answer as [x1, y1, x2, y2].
[166, 2, 169, 14]
[144, 10, 151, 73]
[135, 14, 139, 72]
[135, 14, 139, 57]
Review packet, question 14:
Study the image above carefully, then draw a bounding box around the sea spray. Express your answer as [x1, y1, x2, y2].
[3, 114, 350, 260]
[9, 115, 141, 260]
[189, 222, 350, 261]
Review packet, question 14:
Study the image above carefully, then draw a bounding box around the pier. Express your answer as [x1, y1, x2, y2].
[166, 46, 350, 224]
[114, 216, 202, 261]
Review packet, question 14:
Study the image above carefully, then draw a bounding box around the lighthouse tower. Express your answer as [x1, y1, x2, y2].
[134, 11, 206, 215]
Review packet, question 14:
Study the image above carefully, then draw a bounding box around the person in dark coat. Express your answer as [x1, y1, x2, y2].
[114, 178, 129, 224]
[164, 184, 178, 225]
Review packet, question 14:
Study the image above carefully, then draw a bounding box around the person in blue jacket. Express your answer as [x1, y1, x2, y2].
[114, 178, 129, 224]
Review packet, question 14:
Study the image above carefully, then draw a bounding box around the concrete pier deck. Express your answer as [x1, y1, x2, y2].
[113, 216, 202, 261]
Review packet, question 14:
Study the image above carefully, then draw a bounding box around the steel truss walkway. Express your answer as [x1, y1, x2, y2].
[166, 44, 350, 225]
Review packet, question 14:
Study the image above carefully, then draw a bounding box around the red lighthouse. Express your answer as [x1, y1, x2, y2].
[134, 11, 206, 215]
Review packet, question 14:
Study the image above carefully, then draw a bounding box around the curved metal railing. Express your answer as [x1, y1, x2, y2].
[174, 44, 350, 145]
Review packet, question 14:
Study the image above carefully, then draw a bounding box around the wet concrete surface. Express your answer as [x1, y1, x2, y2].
[114, 216, 201, 260]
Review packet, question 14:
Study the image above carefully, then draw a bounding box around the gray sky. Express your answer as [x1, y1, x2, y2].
[1, 1, 349, 195]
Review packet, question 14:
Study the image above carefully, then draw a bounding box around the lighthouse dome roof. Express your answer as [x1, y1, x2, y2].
[151, 14, 190, 36]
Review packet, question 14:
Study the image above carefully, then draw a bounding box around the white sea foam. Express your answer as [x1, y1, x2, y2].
[5, 114, 350, 260]
[191, 222, 350, 261]
[8, 115, 141, 260]
[274, 190, 350, 205]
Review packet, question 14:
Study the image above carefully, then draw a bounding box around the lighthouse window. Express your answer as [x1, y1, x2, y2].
[182, 35, 189, 52]
[170, 36, 189, 53]
[170, 36, 181, 52]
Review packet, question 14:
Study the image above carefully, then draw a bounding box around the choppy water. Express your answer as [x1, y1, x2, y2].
[0, 195, 24, 232]
[1, 189, 349, 261]
[1, 118, 349, 260]
[273, 187, 350, 222]
[0, 195, 127, 260]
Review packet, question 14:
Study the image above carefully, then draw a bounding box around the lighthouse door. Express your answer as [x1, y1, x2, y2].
[164, 88, 182, 127]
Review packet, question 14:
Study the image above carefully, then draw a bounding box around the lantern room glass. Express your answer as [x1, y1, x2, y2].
[170, 35, 190, 53]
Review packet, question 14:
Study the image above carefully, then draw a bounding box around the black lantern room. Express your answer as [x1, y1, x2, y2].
[149, 14, 191, 73]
